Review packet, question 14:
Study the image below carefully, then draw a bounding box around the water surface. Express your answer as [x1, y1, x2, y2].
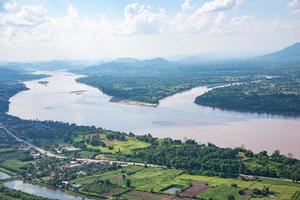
[0, 172, 10, 180]
[162, 187, 181, 194]
[8, 71, 300, 157]
[4, 180, 91, 200]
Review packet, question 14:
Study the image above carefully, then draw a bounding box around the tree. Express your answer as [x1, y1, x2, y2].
[272, 150, 280, 157]
[126, 179, 131, 188]
[227, 195, 235, 200]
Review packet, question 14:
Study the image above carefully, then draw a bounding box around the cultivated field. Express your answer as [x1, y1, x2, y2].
[71, 166, 300, 200]
[73, 133, 150, 155]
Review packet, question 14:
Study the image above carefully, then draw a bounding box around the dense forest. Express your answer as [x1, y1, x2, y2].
[126, 136, 300, 181]
[0, 62, 299, 184]
[195, 74, 300, 116]
[0, 185, 48, 200]
[0, 68, 46, 112]
[77, 56, 300, 115]
[0, 113, 99, 147]
[77, 59, 259, 104]
[0, 83, 27, 112]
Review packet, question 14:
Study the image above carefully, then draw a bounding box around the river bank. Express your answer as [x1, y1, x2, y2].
[110, 98, 158, 107]
[7, 71, 300, 157]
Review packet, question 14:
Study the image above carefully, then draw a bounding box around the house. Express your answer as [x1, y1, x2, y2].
[71, 184, 81, 190]
[62, 181, 69, 186]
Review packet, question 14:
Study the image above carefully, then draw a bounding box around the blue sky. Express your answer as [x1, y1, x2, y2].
[0, 0, 299, 61]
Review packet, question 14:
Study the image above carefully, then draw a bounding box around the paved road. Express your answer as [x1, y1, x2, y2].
[1, 122, 297, 182]
[0, 122, 163, 168]
[0, 122, 65, 158]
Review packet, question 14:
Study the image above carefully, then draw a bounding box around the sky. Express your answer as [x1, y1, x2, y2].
[0, 0, 300, 61]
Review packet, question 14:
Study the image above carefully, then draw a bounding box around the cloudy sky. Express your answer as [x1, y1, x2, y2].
[0, 0, 300, 61]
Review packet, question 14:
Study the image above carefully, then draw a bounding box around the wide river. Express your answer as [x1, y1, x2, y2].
[8, 71, 300, 157]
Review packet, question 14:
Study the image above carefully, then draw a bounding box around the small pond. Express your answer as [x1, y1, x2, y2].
[162, 186, 181, 194]
[0, 172, 10, 180]
[4, 180, 93, 200]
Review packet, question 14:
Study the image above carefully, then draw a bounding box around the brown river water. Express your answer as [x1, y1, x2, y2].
[8, 71, 300, 157]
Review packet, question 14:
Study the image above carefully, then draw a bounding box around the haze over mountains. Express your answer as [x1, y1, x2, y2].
[81, 42, 300, 74]
[257, 42, 300, 62]
[0, 42, 299, 72]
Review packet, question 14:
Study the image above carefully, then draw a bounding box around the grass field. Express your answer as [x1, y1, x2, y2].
[73, 166, 187, 193]
[71, 166, 300, 200]
[0, 148, 14, 153]
[127, 167, 187, 192]
[0, 159, 28, 172]
[74, 133, 150, 155]
[178, 174, 300, 200]
[198, 185, 243, 200]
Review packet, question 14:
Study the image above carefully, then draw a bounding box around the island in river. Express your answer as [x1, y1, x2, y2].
[8, 71, 300, 157]
[0, 67, 299, 200]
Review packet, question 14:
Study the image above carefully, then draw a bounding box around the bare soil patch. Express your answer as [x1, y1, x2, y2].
[122, 190, 174, 200]
[179, 181, 209, 198]
[100, 187, 127, 197]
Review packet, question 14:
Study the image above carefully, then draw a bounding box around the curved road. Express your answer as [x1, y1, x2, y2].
[0, 121, 163, 168]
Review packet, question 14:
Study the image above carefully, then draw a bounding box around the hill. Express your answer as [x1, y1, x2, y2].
[257, 42, 300, 62]
[82, 58, 174, 74]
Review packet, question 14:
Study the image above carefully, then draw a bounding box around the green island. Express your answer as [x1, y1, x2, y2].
[77, 59, 257, 105]
[195, 74, 300, 116]
[77, 54, 300, 116]
[0, 68, 299, 200]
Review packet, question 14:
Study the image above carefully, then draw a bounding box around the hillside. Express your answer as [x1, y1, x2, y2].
[82, 58, 174, 74]
[194, 43, 300, 115]
[257, 42, 300, 62]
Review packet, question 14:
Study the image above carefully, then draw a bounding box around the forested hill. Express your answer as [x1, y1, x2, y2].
[0, 68, 45, 83]
[194, 43, 300, 116]
[77, 43, 300, 115]
[256, 42, 300, 62]
[81, 57, 174, 75]
[0, 68, 46, 112]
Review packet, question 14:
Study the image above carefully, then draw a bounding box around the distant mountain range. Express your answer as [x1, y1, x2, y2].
[256, 42, 300, 62]
[1, 42, 299, 72]
[82, 57, 174, 74]
[0, 60, 100, 71]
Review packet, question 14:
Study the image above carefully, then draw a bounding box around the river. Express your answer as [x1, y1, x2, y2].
[4, 180, 92, 200]
[0, 172, 10, 180]
[8, 71, 300, 157]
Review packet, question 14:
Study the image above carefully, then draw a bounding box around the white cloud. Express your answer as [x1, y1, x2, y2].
[184, 0, 245, 33]
[67, 5, 78, 19]
[117, 3, 166, 35]
[287, 0, 300, 13]
[197, 0, 243, 14]
[0, 4, 46, 26]
[181, 0, 194, 11]
[1, 0, 299, 61]
[214, 12, 226, 25]
[231, 15, 254, 27]
[3, 1, 16, 11]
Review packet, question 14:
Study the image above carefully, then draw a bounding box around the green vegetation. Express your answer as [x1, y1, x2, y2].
[73, 166, 188, 196]
[198, 185, 243, 200]
[0, 68, 46, 112]
[71, 165, 300, 200]
[127, 137, 300, 180]
[195, 75, 300, 116]
[0, 64, 299, 199]
[73, 132, 150, 155]
[0, 82, 28, 112]
[77, 58, 256, 104]
[0, 160, 29, 172]
[0, 113, 99, 147]
[0, 143, 33, 173]
[0, 184, 48, 200]
[78, 74, 211, 104]
[78, 57, 300, 115]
